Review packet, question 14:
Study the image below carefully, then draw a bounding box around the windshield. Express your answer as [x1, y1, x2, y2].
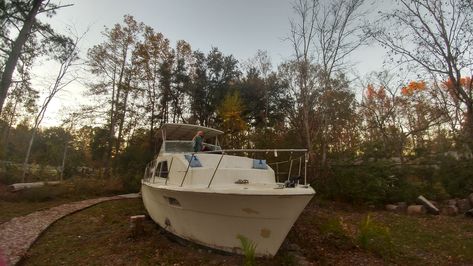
[163, 140, 222, 153]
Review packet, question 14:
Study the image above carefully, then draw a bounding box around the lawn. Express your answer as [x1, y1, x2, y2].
[0, 178, 129, 224]
[17, 198, 473, 265]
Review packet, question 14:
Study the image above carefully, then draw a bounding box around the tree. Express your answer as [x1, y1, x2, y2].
[187, 48, 240, 127]
[239, 66, 292, 129]
[171, 40, 192, 123]
[287, 0, 367, 159]
[368, 0, 473, 151]
[360, 72, 444, 160]
[21, 31, 80, 181]
[218, 91, 247, 148]
[0, 0, 72, 114]
[88, 15, 143, 172]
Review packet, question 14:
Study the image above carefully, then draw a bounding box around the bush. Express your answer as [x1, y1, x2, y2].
[317, 159, 451, 205]
[356, 214, 393, 258]
[317, 160, 394, 204]
[318, 217, 353, 249]
[435, 157, 473, 198]
[71, 178, 126, 197]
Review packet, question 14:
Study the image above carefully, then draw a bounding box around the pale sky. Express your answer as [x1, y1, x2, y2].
[31, 0, 388, 126]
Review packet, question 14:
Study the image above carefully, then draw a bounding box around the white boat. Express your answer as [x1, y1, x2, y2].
[141, 123, 315, 257]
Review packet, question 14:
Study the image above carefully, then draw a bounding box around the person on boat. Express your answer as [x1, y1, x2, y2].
[192, 130, 204, 152]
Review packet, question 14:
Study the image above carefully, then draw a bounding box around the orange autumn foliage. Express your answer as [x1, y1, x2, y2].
[365, 84, 386, 100]
[401, 80, 426, 96]
[441, 77, 472, 90]
[441, 77, 472, 102]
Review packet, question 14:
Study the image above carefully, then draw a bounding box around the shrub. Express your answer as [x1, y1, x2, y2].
[356, 214, 394, 258]
[318, 160, 394, 204]
[318, 217, 353, 249]
[435, 157, 473, 198]
[316, 159, 452, 205]
[71, 178, 125, 197]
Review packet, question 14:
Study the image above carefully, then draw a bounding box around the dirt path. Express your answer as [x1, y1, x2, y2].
[0, 193, 140, 266]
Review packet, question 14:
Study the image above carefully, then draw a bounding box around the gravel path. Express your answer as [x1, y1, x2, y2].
[0, 193, 140, 266]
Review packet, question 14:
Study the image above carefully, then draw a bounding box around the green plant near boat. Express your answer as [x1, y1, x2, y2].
[237, 234, 257, 266]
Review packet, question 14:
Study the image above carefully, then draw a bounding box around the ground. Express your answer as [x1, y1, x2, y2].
[6, 195, 471, 266]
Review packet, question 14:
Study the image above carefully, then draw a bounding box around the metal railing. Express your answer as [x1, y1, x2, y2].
[145, 149, 309, 188]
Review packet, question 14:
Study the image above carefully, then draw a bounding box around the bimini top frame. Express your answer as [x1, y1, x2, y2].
[160, 123, 224, 141]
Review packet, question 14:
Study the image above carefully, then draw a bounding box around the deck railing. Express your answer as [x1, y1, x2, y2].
[144, 149, 309, 188]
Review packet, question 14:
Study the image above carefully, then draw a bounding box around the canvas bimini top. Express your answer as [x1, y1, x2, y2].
[160, 123, 224, 141]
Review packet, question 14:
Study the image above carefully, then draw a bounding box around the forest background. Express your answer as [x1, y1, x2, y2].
[1, 0, 473, 205]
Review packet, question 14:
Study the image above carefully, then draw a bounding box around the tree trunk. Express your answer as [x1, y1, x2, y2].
[116, 88, 129, 157]
[0, 0, 43, 114]
[60, 140, 68, 181]
[1, 100, 18, 157]
[105, 67, 117, 176]
[22, 129, 37, 182]
[465, 103, 473, 152]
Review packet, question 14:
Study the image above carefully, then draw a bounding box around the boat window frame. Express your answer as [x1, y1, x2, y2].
[156, 160, 169, 178]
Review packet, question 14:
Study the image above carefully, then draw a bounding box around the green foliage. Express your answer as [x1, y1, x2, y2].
[357, 214, 393, 258]
[435, 156, 473, 198]
[218, 91, 248, 148]
[318, 217, 354, 249]
[319, 161, 394, 204]
[318, 159, 454, 205]
[237, 235, 257, 266]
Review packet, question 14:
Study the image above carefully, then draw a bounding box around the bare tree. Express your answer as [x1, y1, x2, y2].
[367, 0, 473, 150]
[287, 0, 319, 153]
[21, 32, 82, 181]
[287, 0, 367, 161]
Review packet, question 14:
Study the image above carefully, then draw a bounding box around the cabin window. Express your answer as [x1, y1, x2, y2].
[157, 161, 169, 178]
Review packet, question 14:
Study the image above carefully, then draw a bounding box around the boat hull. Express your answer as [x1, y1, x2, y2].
[141, 183, 313, 257]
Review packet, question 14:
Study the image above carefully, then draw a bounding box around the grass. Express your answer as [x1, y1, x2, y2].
[386, 213, 473, 263]
[20, 199, 243, 266]
[356, 214, 393, 258]
[290, 201, 473, 265]
[237, 235, 257, 266]
[0, 178, 129, 223]
[4, 190, 473, 265]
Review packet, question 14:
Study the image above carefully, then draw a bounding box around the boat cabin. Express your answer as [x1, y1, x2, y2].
[159, 123, 223, 154]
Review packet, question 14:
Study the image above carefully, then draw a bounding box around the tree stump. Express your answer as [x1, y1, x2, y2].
[407, 205, 426, 215]
[456, 199, 472, 213]
[385, 204, 398, 212]
[440, 205, 458, 216]
[130, 215, 146, 238]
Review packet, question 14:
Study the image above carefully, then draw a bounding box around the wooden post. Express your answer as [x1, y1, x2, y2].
[130, 215, 146, 237]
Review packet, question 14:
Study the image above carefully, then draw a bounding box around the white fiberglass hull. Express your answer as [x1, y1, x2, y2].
[141, 182, 314, 257]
